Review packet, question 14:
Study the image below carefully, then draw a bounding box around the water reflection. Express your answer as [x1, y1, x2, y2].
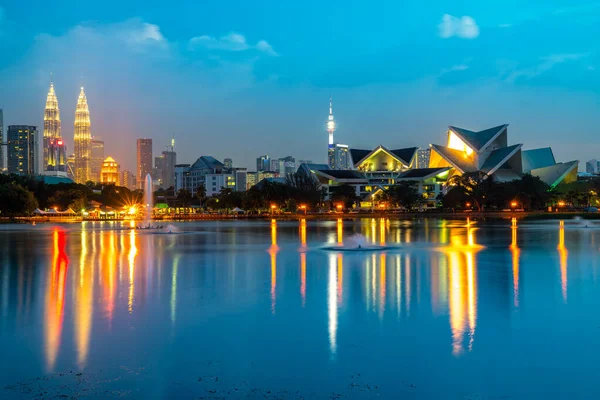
[558, 220, 568, 302]
[7, 216, 595, 389]
[45, 229, 69, 371]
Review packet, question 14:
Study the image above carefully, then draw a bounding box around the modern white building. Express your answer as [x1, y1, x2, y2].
[175, 156, 246, 197]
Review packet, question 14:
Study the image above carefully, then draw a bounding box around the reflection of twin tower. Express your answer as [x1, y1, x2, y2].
[43, 82, 91, 183]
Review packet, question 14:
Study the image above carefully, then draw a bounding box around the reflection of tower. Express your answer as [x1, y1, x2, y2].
[74, 87, 91, 183]
[327, 96, 336, 168]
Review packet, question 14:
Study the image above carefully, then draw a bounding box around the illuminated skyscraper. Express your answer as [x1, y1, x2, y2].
[74, 87, 91, 183]
[43, 82, 61, 171]
[137, 138, 152, 189]
[326, 97, 336, 168]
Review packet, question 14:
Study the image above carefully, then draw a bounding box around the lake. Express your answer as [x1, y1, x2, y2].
[1, 218, 600, 399]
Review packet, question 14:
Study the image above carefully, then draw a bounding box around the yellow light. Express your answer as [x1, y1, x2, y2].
[336, 204, 343, 210]
[465, 202, 471, 208]
[510, 201, 518, 208]
[448, 131, 474, 156]
[558, 201, 566, 207]
[128, 206, 136, 215]
[300, 205, 306, 210]
[271, 204, 277, 209]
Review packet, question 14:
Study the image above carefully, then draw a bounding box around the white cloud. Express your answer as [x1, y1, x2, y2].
[438, 14, 480, 39]
[127, 22, 165, 44]
[189, 32, 278, 56]
[506, 53, 589, 82]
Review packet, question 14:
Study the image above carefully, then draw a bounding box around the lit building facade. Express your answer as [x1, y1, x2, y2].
[74, 87, 92, 183]
[137, 138, 152, 189]
[100, 156, 120, 185]
[90, 139, 104, 182]
[43, 82, 62, 171]
[330, 143, 351, 170]
[429, 125, 578, 188]
[7, 125, 38, 175]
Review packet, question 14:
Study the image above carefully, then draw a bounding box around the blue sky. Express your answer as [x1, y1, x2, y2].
[0, 0, 599, 171]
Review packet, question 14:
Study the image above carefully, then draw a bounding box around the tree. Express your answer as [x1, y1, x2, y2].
[195, 184, 207, 206]
[329, 184, 358, 209]
[0, 183, 38, 216]
[176, 189, 193, 207]
[447, 172, 495, 212]
[385, 181, 422, 210]
[286, 172, 322, 207]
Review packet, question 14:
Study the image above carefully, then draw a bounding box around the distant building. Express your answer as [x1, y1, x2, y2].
[298, 159, 313, 165]
[223, 158, 233, 170]
[277, 156, 296, 177]
[256, 155, 270, 172]
[416, 148, 431, 169]
[7, 125, 38, 175]
[269, 159, 279, 172]
[90, 139, 104, 182]
[121, 170, 136, 190]
[161, 150, 176, 189]
[100, 156, 120, 185]
[175, 156, 246, 197]
[137, 138, 152, 189]
[0, 109, 4, 171]
[586, 159, 599, 174]
[153, 155, 165, 188]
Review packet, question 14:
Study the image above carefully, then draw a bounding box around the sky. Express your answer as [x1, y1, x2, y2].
[0, 0, 599, 172]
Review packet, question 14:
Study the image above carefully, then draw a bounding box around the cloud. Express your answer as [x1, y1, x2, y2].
[506, 53, 589, 83]
[438, 14, 480, 39]
[189, 32, 278, 56]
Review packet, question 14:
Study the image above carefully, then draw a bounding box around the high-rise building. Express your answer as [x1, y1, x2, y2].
[270, 159, 279, 172]
[100, 156, 120, 185]
[0, 109, 4, 171]
[416, 148, 431, 169]
[90, 139, 104, 182]
[43, 82, 61, 171]
[331, 144, 351, 170]
[161, 150, 176, 189]
[153, 155, 165, 188]
[326, 96, 336, 168]
[7, 125, 38, 175]
[257, 155, 270, 172]
[74, 87, 92, 183]
[121, 170, 136, 190]
[277, 156, 296, 177]
[224, 158, 233, 170]
[137, 138, 152, 189]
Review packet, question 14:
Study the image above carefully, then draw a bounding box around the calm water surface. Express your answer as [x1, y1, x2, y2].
[1, 218, 600, 399]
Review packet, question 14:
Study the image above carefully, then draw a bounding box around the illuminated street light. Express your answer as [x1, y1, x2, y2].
[510, 200, 518, 208]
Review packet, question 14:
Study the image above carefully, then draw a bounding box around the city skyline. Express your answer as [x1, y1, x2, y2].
[0, 2, 599, 172]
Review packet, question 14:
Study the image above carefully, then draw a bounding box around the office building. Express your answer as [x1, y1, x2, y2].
[330, 143, 351, 170]
[277, 156, 296, 177]
[256, 155, 270, 172]
[121, 170, 136, 190]
[416, 148, 431, 169]
[153, 155, 165, 188]
[90, 139, 104, 182]
[100, 156, 120, 185]
[137, 138, 152, 188]
[43, 82, 62, 171]
[7, 125, 38, 175]
[74, 87, 92, 183]
[175, 156, 246, 197]
[161, 150, 176, 189]
[586, 159, 600, 175]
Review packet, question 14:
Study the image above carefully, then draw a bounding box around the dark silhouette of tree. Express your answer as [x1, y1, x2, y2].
[176, 189, 193, 207]
[329, 184, 358, 209]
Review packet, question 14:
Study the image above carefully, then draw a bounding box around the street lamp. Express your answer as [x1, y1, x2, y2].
[336, 204, 343, 212]
[271, 204, 277, 216]
[300, 205, 307, 215]
[510, 200, 518, 209]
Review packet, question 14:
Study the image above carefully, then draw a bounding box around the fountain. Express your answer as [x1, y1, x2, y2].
[322, 233, 390, 251]
[136, 174, 163, 230]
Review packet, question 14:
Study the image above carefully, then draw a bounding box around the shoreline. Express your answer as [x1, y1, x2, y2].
[3, 211, 599, 224]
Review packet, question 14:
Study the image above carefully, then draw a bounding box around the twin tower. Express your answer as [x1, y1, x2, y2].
[44, 82, 91, 183]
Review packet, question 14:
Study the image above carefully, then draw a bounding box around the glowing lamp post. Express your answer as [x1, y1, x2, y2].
[271, 204, 277, 216]
[336, 204, 343, 213]
[300, 205, 307, 215]
[510, 200, 518, 209]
